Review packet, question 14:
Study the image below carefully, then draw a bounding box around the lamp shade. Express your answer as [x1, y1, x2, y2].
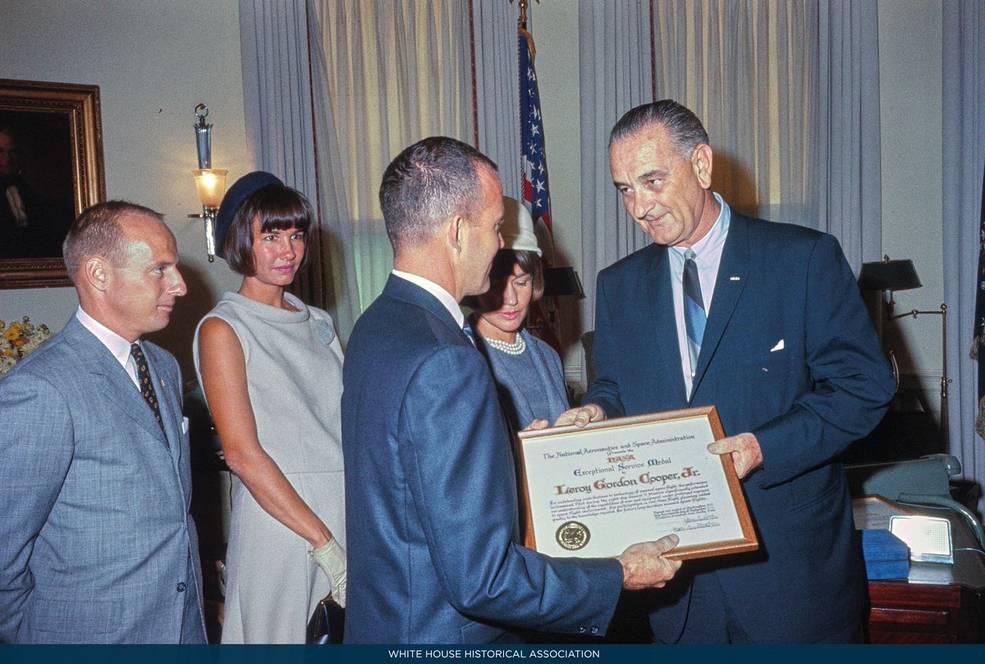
[543, 266, 584, 299]
[193, 168, 228, 208]
[858, 259, 922, 292]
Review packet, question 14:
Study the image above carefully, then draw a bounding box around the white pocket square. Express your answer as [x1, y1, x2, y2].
[769, 339, 785, 352]
[181, 416, 189, 434]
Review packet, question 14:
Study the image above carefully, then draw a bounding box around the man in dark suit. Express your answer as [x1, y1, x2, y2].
[574, 100, 895, 643]
[0, 201, 206, 643]
[342, 136, 683, 644]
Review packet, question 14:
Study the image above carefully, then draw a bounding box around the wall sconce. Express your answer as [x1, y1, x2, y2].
[859, 255, 949, 446]
[189, 103, 227, 262]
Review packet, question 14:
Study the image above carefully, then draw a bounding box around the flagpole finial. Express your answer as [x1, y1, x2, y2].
[510, 0, 536, 29]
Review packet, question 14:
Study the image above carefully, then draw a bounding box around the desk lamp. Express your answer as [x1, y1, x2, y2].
[858, 255, 949, 446]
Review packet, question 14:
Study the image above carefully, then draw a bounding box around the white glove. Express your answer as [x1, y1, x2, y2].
[311, 539, 347, 607]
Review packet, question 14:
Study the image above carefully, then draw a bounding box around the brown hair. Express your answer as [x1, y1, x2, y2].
[379, 136, 498, 251]
[223, 184, 314, 276]
[464, 249, 544, 311]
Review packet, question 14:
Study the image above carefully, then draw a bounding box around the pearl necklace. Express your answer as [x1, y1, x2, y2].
[484, 334, 527, 356]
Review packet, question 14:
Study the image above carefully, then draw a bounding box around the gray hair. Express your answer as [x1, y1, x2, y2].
[379, 136, 497, 250]
[63, 200, 163, 280]
[609, 99, 710, 159]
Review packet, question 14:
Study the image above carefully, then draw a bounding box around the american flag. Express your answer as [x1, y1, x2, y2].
[519, 27, 553, 260]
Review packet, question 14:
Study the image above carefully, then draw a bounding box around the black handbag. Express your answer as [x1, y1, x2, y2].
[306, 593, 345, 644]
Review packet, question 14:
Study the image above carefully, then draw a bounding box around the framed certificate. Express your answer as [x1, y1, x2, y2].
[517, 406, 758, 561]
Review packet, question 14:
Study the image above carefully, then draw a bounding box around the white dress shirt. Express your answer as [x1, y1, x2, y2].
[391, 270, 465, 330]
[667, 192, 731, 398]
[75, 306, 140, 387]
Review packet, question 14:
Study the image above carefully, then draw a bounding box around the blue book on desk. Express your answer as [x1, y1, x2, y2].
[861, 529, 910, 580]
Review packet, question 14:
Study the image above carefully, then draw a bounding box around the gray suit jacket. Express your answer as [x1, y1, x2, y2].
[0, 316, 206, 643]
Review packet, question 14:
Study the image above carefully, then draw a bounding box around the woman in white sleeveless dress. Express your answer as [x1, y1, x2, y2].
[193, 172, 346, 643]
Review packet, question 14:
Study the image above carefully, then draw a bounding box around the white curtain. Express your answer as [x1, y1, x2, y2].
[306, 0, 474, 335]
[942, 0, 985, 515]
[239, 0, 327, 314]
[241, 1, 518, 339]
[578, 0, 882, 370]
[816, 0, 882, 274]
[473, 0, 521, 200]
[578, 0, 654, 330]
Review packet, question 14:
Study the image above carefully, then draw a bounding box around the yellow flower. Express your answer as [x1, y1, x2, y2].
[3, 327, 21, 341]
[1, 348, 13, 357]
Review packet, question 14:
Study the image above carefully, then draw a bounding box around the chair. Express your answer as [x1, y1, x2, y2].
[846, 454, 985, 551]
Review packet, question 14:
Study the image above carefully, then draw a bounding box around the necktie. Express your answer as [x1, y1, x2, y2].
[131, 342, 165, 433]
[462, 321, 477, 347]
[682, 249, 706, 377]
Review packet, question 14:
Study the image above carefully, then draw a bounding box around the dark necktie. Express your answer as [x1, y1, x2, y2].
[131, 342, 165, 433]
[683, 249, 706, 377]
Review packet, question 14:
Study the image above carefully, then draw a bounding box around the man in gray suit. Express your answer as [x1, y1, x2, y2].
[0, 201, 206, 643]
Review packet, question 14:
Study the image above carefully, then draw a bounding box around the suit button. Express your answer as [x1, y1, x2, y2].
[176, 582, 187, 592]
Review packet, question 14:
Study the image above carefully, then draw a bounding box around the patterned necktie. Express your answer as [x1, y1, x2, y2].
[131, 342, 165, 433]
[683, 249, 706, 377]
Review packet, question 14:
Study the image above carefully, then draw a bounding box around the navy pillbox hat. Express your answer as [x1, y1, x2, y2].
[214, 170, 283, 259]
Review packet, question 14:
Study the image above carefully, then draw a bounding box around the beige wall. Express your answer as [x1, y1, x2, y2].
[0, 0, 253, 374]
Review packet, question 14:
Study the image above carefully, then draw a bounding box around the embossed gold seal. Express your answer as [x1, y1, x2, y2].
[555, 521, 590, 550]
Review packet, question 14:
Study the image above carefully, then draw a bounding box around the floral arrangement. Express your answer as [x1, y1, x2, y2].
[1, 317, 51, 377]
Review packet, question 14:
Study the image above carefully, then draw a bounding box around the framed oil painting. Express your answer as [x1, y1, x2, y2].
[0, 79, 105, 288]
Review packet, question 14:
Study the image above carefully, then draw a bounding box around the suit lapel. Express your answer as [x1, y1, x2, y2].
[63, 318, 170, 445]
[642, 247, 689, 405]
[691, 215, 750, 396]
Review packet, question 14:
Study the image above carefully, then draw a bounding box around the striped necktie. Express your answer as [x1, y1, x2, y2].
[682, 249, 706, 376]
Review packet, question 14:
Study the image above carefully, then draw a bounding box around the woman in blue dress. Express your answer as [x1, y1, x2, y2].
[468, 197, 568, 431]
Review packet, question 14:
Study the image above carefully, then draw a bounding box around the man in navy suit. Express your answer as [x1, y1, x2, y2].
[342, 136, 683, 644]
[574, 100, 895, 643]
[0, 201, 205, 643]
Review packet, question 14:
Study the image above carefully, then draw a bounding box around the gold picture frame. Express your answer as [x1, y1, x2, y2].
[0, 78, 105, 289]
[517, 406, 758, 561]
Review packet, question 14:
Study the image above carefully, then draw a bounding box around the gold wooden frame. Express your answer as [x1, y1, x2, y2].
[517, 406, 758, 561]
[0, 79, 105, 289]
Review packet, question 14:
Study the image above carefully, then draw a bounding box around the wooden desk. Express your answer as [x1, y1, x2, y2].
[855, 499, 985, 643]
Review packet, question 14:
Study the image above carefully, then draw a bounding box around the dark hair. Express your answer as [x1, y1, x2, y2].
[464, 249, 544, 311]
[63, 200, 164, 281]
[379, 136, 497, 251]
[223, 183, 314, 276]
[609, 99, 709, 159]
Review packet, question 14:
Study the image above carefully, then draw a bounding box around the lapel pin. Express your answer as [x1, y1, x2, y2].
[729, 276, 741, 281]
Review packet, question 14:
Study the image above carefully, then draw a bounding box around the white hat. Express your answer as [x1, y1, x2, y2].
[501, 197, 542, 256]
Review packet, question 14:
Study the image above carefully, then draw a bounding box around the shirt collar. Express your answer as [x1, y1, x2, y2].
[75, 306, 134, 370]
[391, 270, 465, 329]
[670, 192, 731, 258]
